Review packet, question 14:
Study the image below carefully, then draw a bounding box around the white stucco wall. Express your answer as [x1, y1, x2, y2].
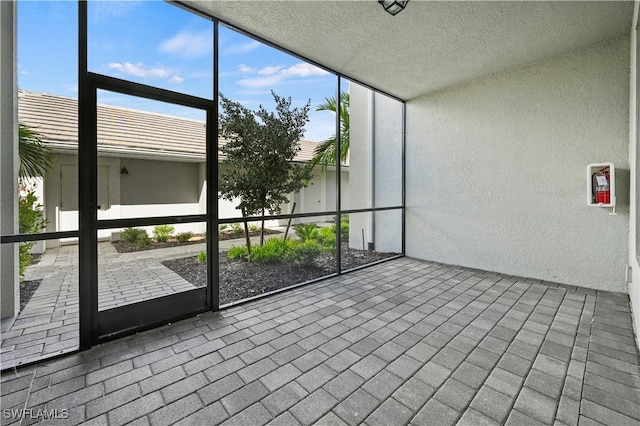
[406, 36, 630, 292]
[629, 1, 640, 349]
[0, 0, 18, 319]
[349, 83, 403, 253]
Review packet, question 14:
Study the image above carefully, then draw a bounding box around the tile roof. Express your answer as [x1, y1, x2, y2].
[17, 90, 320, 163]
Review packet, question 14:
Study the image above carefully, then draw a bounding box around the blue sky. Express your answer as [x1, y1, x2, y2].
[18, 1, 338, 141]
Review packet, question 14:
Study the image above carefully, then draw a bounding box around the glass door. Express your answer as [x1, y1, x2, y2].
[88, 78, 215, 340]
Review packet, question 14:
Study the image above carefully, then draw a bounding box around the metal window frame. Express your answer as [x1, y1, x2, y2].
[1, 0, 407, 365]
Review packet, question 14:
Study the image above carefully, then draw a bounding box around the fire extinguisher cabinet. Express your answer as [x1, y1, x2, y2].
[587, 163, 615, 207]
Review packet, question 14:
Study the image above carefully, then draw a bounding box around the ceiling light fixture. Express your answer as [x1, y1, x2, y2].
[378, 0, 409, 16]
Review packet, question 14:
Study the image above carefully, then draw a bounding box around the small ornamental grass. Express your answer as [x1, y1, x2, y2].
[153, 225, 175, 242]
[121, 227, 148, 243]
[176, 232, 193, 243]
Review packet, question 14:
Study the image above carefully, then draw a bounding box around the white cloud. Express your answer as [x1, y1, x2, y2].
[222, 40, 261, 55]
[159, 29, 213, 59]
[237, 64, 255, 74]
[237, 62, 329, 89]
[109, 62, 168, 79]
[169, 75, 184, 84]
[258, 66, 282, 76]
[282, 63, 328, 77]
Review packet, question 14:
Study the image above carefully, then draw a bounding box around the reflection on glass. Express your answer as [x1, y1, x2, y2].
[96, 90, 206, 226]
[98, 223, 206, 311]
[341, 210, 402, 272]
[88, 1, 213, 99]
[220, 217, 336, 306]
[1, 239, 79, 368]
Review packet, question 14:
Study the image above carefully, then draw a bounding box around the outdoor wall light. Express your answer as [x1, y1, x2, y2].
[120, 166, 129, 175]
[378, 0, 409, 16]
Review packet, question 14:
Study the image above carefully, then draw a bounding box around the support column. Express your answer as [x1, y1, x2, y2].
[1, 0, 19, 319]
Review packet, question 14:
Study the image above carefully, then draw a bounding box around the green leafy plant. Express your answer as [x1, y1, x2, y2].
[153, 225, 175, 242]
[293, 223, 319, 242]
[248, 223, 259, 232]
[137, 234, 151, 248]
[249, 238, 292, 263]
[121, 227, 148, 243]
[308, 92, 350, 172]
[18, 187, 48, 279]
[228, 245, 249, 259]
[176, 232, 192, 243]
[219, 224, 228, 232]
[317, 226, 336, 250]
[286, 239, 322, 265]
[230, 223, 243, 235]
[197, 251, 207, 264]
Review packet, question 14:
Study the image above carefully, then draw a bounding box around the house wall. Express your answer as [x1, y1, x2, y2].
[406, 36, 630, 292]
[350, 83, 403, 253]
[0, 1, 18, 319]
[629, 1, 640, 349]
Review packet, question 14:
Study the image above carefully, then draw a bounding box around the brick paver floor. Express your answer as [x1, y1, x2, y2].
[1, 257, 639, 425]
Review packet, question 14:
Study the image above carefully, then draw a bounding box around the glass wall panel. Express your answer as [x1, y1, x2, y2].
[341, 210, 402, 272]
[374, 94, 403, 208]
[1, 239, 79, 369]
[98, 222, 206, 311]
[17, 1, 79, 233]
[220, 216, 337, 306]
[218, 26, 337, 223]
[341, 78, 372, 210]
[96, 90, 207, 225]
[88, 1, 213, 100]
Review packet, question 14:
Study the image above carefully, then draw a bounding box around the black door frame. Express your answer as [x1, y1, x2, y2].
[78, 2, 218, 345]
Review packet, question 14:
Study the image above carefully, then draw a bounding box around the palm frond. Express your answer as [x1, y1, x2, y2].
[18, 124, 54, 179]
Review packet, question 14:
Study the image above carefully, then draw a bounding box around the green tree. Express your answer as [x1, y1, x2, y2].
[19, 123, 54, 179]
[218, 92, 313, 253]
[308, 92, 350, 172]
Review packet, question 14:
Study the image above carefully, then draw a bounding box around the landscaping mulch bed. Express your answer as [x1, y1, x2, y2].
[162, 243, 398, 305]
[111, 229, 281, 254]
[20, 280, 42, 311]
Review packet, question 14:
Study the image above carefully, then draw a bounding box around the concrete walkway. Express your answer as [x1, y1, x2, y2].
[2, 257, 639, 425]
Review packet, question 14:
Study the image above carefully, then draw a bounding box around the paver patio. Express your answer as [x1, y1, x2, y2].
[1, 257, 639, 425]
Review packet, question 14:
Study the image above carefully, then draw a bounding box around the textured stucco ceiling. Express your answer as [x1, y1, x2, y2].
[184, 1, 634, 101]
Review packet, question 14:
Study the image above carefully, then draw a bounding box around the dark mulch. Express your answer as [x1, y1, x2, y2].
[20, 280, 42, 311]
[111, 230, 281, 254]
[162, 243, 398, 305]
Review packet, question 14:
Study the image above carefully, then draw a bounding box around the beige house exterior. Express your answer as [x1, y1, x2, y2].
[18, 90, 349, 246]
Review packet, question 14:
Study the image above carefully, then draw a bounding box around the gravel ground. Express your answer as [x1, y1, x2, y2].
[163, 243, 398, 305]
[20, 280, 41, 311]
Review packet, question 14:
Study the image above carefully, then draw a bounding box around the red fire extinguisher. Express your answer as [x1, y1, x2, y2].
[592, 167, 610, 204]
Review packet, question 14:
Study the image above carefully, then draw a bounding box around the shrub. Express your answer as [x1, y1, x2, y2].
[18, 188, 48, 279]
[228, 245, 248, 259]
[137, 234, 151, 248]
[153, 225, 175, 243]
[317, 226, 336, 250]
[250, 238, 291, 263]
[293, 223, 318, 242]
[340, 219, 349, 239]
[197, 251, 207, 264]
[121, 227, 147, 243]
[249, 223, 259, 232]
[286, 239, 322, 265]
[219, 224, 228, 232]
[230, 223, 243, 235]
[176, 232, 192, 243]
